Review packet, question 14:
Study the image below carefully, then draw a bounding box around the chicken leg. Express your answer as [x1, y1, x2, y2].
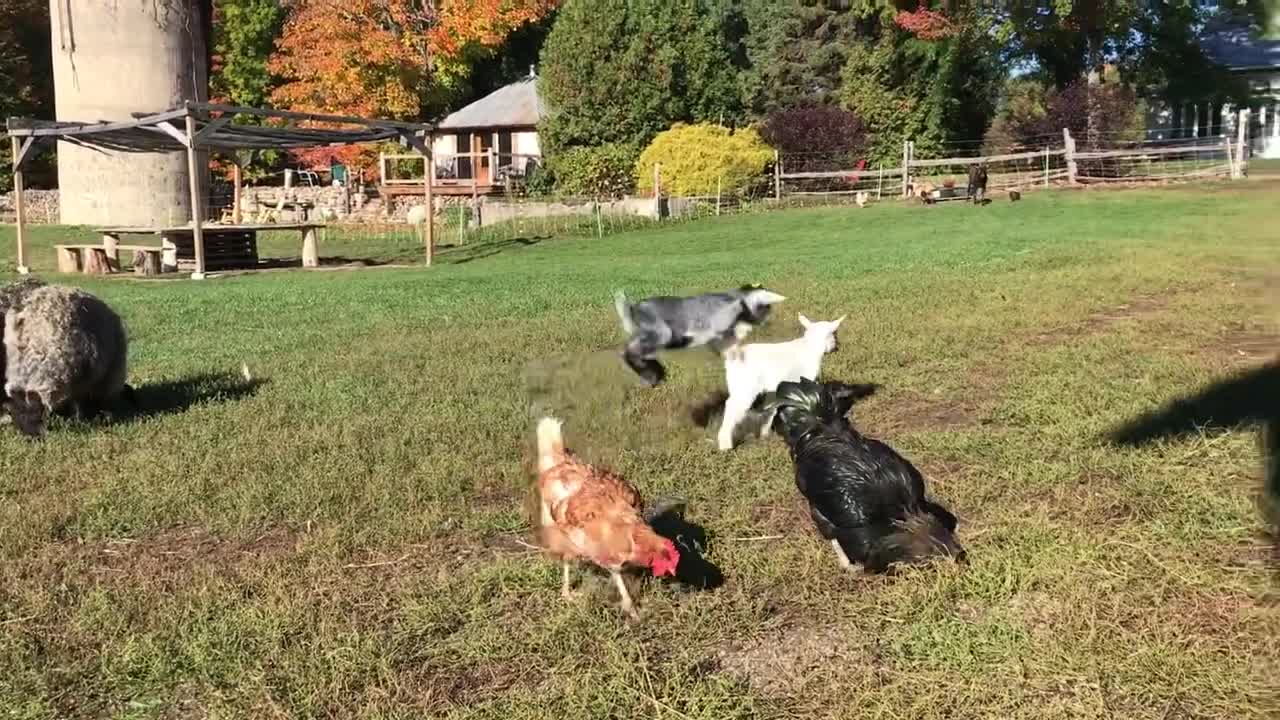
[561, 561, 578, 599]
[611, 570, 639, 620]
[830, 539, 853, 569]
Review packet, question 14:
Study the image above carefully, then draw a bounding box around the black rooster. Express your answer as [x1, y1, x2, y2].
[764, 378, 966, 573]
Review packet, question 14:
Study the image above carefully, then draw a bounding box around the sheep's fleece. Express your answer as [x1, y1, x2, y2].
[2, 279, 129, 420]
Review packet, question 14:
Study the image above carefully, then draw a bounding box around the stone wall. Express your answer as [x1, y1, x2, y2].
[0, 190, 61, 224]
[3, 186, 693, 228]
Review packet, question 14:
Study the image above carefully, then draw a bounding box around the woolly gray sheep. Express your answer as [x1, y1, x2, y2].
[2, 279, 133, 438]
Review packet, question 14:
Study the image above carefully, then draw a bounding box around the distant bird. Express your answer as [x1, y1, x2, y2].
[855, 191, 869, 208]
[1008, 190, 1022, 202]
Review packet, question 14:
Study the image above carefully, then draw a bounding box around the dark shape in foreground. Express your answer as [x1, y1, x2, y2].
[764, 378, 966, 573]
[645, 496, 725, 591]
[614, 285, 785, 387]
[1106, 361, 1280, 548]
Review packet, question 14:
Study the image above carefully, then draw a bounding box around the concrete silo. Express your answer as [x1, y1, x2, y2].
[49, 0, 210, 226]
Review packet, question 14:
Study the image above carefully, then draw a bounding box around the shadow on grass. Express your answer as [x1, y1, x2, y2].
[440, 236, 544, 266]
[646, 497, 725, 592]
[1106, 360, 1279, 560]
[62, 372, 267, 427]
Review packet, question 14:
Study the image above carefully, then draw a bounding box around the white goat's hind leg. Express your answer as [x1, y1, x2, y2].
[718, 393, 752, 451]
[611, 570, 639, 619]
[830, 539, 853, 569]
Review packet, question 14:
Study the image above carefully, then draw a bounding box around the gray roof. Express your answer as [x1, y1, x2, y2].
[437, 77, 544, 130]
[1200, 23, 1280, 71]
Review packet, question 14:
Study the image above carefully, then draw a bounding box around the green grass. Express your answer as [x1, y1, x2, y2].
[1, 181, 1277, 719]
[1250, 157, 1280, 176]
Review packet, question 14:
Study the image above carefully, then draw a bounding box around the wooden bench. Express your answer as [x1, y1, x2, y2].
[55, 244, 166, 276]
[98, 223, 323, 273]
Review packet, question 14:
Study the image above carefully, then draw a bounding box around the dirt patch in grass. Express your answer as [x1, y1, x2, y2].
[387, 658, 546, 715]
[748, 498, 813, 536]
[1211, 322, 1279, 366]
[714, 624, 879, 697]
[865, 388, 1000, 435]
[1027, 292, 1177, 348]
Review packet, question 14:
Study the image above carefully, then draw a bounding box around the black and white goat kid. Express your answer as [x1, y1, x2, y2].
[764, 378, 966, 573]
[613, 286, 785, 386]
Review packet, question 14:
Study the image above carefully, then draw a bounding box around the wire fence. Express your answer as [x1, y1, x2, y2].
[188, 121, 1247, 269]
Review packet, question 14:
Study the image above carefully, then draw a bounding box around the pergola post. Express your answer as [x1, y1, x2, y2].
[401, 129, 435, 266]
[10, 136, 30, 274]
[232, 159, 243, 224]
[424, 146, 435, 266]
[183, 110, 207, 279]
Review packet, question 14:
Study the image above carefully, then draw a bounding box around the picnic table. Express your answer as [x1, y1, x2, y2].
[88, 223, 325, 274]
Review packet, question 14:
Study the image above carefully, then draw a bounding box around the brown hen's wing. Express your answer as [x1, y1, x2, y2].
[560, 467, 643, 526]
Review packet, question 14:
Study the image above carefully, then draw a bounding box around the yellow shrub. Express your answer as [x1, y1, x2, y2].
[635, 123, 774, 197]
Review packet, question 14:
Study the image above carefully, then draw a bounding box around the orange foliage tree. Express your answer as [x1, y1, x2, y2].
[269, 0, 557, 175]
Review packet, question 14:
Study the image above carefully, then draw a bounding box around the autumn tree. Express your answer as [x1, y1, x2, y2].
[268, 0, 556, 172]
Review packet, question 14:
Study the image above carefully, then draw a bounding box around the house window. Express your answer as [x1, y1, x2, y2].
[455, 132, 472, 180]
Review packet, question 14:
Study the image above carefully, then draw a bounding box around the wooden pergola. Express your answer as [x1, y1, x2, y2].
[6, 101, 436, 278]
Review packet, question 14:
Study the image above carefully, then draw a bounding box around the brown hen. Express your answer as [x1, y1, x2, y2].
[534, 417, 679, 619]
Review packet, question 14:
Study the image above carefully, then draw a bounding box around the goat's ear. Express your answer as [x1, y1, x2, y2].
[798, 313, 811, 328]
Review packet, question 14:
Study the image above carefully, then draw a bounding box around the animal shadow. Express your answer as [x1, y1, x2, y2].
[444, 237, 543, 266]
[107, 371, 266, 424]
[645, 496, 725, 591]
[1106, 360, 1279, 561]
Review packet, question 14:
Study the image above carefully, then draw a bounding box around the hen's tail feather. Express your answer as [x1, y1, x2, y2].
[613, 291, 634, 335]
[536, 416, 565, 472]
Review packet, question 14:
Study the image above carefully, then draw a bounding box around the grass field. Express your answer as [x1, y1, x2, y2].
[0, 181, 1277, 719]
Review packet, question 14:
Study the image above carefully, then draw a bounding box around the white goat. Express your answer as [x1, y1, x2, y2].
[717, 314, 845, 451]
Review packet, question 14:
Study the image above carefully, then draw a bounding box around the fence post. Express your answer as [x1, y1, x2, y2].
[1235, 108, 1249, 178]
[877, 162, 883, 199]
[653, 163, 662, 219]
[1062, 128, 1078, 184]
[774, 150, 782, 201]
[902, 140, 910, 198]
[1043, 147, 1050, 187]
[716, 175, 722, 216]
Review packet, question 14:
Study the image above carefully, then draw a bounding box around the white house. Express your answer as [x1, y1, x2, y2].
[430, 72, 544, 192]
[1146, 21, 1280, 158]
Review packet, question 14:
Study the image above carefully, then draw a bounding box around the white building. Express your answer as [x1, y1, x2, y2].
[429, 72, 544, 192]
[1146, 22, 1280, 158]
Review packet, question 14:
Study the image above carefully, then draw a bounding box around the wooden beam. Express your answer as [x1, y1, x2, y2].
[232, 161, 243, 224]
[8, 108, 189, 137]
[398, 130, 435, 266]
[11, 136, 30, 274]
[11, 136, 39, 171]
[425, 147, 435, 266]
[191, 116, 232, 148]
[184, 113, 207, 279]
[155, 121, 191, 148]
[188, 101, 431, 132]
